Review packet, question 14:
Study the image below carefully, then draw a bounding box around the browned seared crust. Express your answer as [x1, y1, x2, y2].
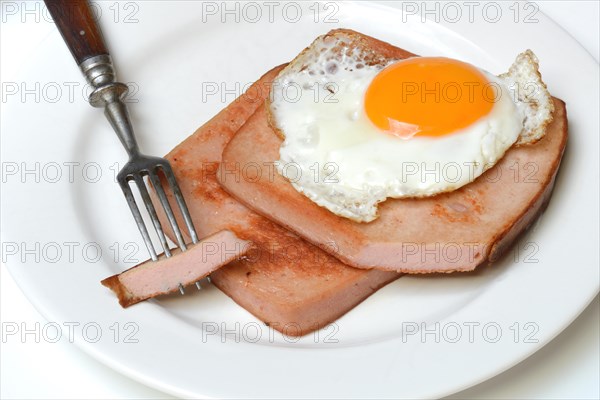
[218, 30, 569, 273]
[489, 99, 567, 261]
[323, 28, 417, 62]
[101, 275, 139, 308]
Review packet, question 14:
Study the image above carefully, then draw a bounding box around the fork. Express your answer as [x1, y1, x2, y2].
[46, 0, 202, 294]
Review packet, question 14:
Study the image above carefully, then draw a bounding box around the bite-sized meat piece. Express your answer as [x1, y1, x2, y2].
[217, 30, 568, 273]
[102, 230, 250, 307]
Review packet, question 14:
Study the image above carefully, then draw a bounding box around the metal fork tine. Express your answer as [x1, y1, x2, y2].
[161, 165, 199, 244]
[120, 179, 158, 261]
[132, 174, 172, 258]
[147, 170, 188, 252]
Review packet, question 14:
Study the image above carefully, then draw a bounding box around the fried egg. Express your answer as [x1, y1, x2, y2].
[269, 35, 554, 222]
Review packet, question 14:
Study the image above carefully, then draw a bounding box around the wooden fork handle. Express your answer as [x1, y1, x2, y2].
[45, 1, 138, 155]
[44, 0, 108, 64]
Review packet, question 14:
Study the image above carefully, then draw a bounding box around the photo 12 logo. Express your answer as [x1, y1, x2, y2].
[1, 1, 140, 24]
[400, 1, 540, 24]
[402, 321, 540, 344]
[200, 80, 340, 105]
[2, 321, 140, 344]
[200, 1, 340, 24]
[201, 321, 340, 344]
[1, 81, 139, 104]
[1, 241, 144, 265]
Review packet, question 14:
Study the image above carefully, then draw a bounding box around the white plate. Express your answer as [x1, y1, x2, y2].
[2, 1, 598, 398]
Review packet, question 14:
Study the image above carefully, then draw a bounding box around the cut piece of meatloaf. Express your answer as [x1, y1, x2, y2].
[218, 29, 569, 273]
[158, 65, 400, 336]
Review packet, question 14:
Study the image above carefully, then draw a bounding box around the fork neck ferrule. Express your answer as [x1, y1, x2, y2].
[79, 54, 115, 88]
[79, 55, 141, 158]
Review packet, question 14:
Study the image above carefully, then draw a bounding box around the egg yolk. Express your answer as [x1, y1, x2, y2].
[364, 57, 495, 138]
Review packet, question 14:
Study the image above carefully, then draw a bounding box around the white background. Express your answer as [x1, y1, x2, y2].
[1, 1, 598, 399]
